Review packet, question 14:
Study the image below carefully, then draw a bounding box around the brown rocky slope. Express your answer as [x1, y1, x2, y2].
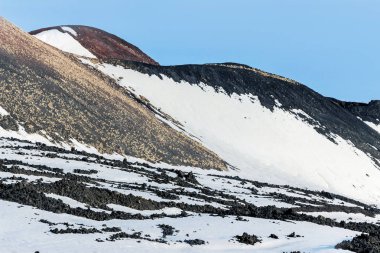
[0, 18, 226, 170]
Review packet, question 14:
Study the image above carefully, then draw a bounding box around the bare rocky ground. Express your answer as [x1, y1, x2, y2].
[0, 137, 379, 252]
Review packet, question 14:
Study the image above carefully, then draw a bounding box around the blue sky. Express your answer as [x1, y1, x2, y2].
[1, 0, 379, 102]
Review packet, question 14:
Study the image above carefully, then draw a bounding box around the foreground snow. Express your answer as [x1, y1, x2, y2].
[0, 200, 356, 253]
[0, 137, 370, 253]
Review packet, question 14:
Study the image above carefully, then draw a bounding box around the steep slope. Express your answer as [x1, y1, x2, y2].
[82, 60, 380, 205]
[0, 18, 226, 170]
[30, 25, 158, 65]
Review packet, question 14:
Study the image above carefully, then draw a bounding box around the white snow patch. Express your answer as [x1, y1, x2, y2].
[33, 29, 95, 58]
[107, 204, 183, 216]
[274, 99, 282, 107]
[45, 193, 89, 209]
[0, 125, 58, 146]
[0, 121, 125, 160]
[0, 106, 9, 116]
[301, 211, 380, 224]
[69, 138, 99, 153]
[365, 121, 380, 134]
[61, 26, 77, 36]
[291, 108, 313, 120]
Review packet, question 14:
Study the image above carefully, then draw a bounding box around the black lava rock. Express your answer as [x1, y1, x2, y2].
[235, 232, 262, 245]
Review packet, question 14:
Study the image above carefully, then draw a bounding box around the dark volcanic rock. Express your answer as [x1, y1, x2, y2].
[108, 232, 142, 241]
[235, 232, 262, 245]
[73, 169, 98, 175]
[50, 227, 101, 234]
[331, 98, 380, 127]
[287, 232, 302, 238]
[336, 233, 380, 253]
[184, 239, 206, 246]
[158, 224, 177, 238]
[175, 170, 199, 185]
[269, 234, 279, 239]
[101, 226, 122, 233]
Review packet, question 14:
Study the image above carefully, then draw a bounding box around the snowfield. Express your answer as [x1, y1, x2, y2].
[83, 62, 380, 206]
[0, 137, 374, 253]
[0, 200, 358, 253]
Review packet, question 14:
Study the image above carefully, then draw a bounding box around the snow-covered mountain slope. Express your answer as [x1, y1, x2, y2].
[30, 25, 158, 65]
[0, 18, 226, 170]
[0, 19, 378, 252]
[29, 22, 380, 205]
[79, 60, 380, 206]
[1, 136, 379, 253]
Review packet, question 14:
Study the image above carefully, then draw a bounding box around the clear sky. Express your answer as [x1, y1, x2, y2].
[1, 0, 379, 102]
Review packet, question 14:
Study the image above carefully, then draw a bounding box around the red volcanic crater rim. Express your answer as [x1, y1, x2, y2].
[30, 25, 159, 65]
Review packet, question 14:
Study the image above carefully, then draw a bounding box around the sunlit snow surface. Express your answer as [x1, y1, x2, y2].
[0, 137, 369, 253]
[0, 200, 357, 253]
[33, 29, 95, 58]
[84, 61, 380, 206]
